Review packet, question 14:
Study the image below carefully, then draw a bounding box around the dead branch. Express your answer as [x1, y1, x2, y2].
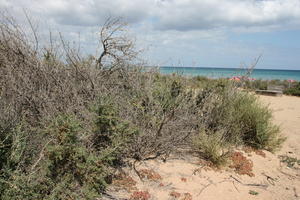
[229, 175, 268, 188]
[96, 17, 138, 68]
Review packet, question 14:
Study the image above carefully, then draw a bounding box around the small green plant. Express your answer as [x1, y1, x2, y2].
[279, 155, 300, 168]
[249, 190, 259, 195]
[193, 130, 230, 166]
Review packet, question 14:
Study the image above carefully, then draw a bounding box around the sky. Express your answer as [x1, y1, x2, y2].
[1, 0, 300, 70]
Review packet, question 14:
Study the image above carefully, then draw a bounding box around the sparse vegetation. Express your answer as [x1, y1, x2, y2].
[249, 190, 259, 195]
[0, 13, 285, 199]
[130, 191, 151, 200]
[243, 78, 300, 97]
[279, 155, 300, 168]
[284, 82, 300, 96]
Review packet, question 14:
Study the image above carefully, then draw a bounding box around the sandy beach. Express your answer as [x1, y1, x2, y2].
[104, 95, 300, 200]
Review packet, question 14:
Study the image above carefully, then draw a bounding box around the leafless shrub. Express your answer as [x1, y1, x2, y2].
[96, 17, 140, 68]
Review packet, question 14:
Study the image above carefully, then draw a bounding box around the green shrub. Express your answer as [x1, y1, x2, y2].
[193, 130, 230, 166]
[1, 115, 110, 200]
[284, 82, 300, 96]
[92, 99, 139, 164]
[195, 80, 284, 156]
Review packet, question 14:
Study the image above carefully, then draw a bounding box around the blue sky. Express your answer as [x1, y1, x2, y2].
[1, 0, 300, 69]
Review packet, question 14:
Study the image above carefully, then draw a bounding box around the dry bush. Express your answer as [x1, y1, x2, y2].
[0, 13, 142, 199]
[122, 74, 199, 161]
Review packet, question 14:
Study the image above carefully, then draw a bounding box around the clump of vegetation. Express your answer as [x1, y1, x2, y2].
[169, 191, 181, 198]
[130, 191, 151, 200]
[112, 173, 137, 192]
[242, 146, 266, 158]
[1, 115, 110, 200]
[193, 80, 284, 154]
[284, 82, 300, 96]
[230, 152, 254, 177]
[193, 130, 230, 166]
[182, 193, 193, 200]
[249, 190, 259, 195]
[243, 78, 300, 97]
[138, 169, 162, 181]
[279, 155, 300, 168]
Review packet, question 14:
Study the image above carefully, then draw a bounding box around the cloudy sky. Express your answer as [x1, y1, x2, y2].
[1, 0, 300, 69]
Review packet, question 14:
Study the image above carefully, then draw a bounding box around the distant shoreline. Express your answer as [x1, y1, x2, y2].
[145, 66, 300, 71]
[146, 66, 300, 81]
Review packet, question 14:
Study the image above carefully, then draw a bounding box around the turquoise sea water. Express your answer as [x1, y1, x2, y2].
[158, 67, 300, 81]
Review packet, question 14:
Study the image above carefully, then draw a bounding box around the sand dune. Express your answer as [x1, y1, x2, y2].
[103, 95, 300, 200]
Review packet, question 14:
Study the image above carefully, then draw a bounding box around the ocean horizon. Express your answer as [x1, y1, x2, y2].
[156, 66, 300, 81]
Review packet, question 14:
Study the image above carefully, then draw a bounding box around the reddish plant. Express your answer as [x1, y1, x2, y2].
[112, 173, 137, 192]
[254, 150, 266, 158]
[242, 146, 266, 158]
[139, 169, 162, 181]
[181, 193, 193, 200]
[159, 183, 165, 187]
[229, 152, 254, 177]
[169, 191, 181, 198]
[130, 191, 151, 200]
[180, 177, 187, 182]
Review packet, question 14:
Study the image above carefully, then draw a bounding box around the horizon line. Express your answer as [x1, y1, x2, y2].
[147, 66, 300, 71]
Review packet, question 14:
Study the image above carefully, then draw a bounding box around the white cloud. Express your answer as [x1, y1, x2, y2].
[2, 0, 300, 31]
[1, 0, 300, 69]
[0, 0, 156, 26]
[155, 0, 300, 31]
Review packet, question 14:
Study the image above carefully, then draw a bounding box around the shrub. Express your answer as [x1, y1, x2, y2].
[193, 80, 284, 164]
[123, 74, 198, 161]
[193, 130, 230, 166]
[284, 82, 300, 96]
[92, 98, 139, 164]
[243, 79, 268, 90]
[1, 115, 110, 200]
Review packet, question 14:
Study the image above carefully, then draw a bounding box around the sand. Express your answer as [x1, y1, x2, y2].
[103, 95, 300, 200]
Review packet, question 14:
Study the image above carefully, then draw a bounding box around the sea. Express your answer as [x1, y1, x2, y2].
[158, 67, 300, 81]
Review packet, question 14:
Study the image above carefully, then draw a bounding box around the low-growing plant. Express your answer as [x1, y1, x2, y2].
[284, 82, 300, 96]
[193, 130, 230, 166]
[249, 190, 259, 195]
[230, 152, 254, 177]
[279, 155, 300, 168]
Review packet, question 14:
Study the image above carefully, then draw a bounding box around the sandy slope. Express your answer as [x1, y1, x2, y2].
[103, 95, 300, 200]
[259, 95, 300, 156]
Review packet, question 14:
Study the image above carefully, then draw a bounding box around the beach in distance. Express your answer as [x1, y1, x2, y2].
[158, 66, 300, 81]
